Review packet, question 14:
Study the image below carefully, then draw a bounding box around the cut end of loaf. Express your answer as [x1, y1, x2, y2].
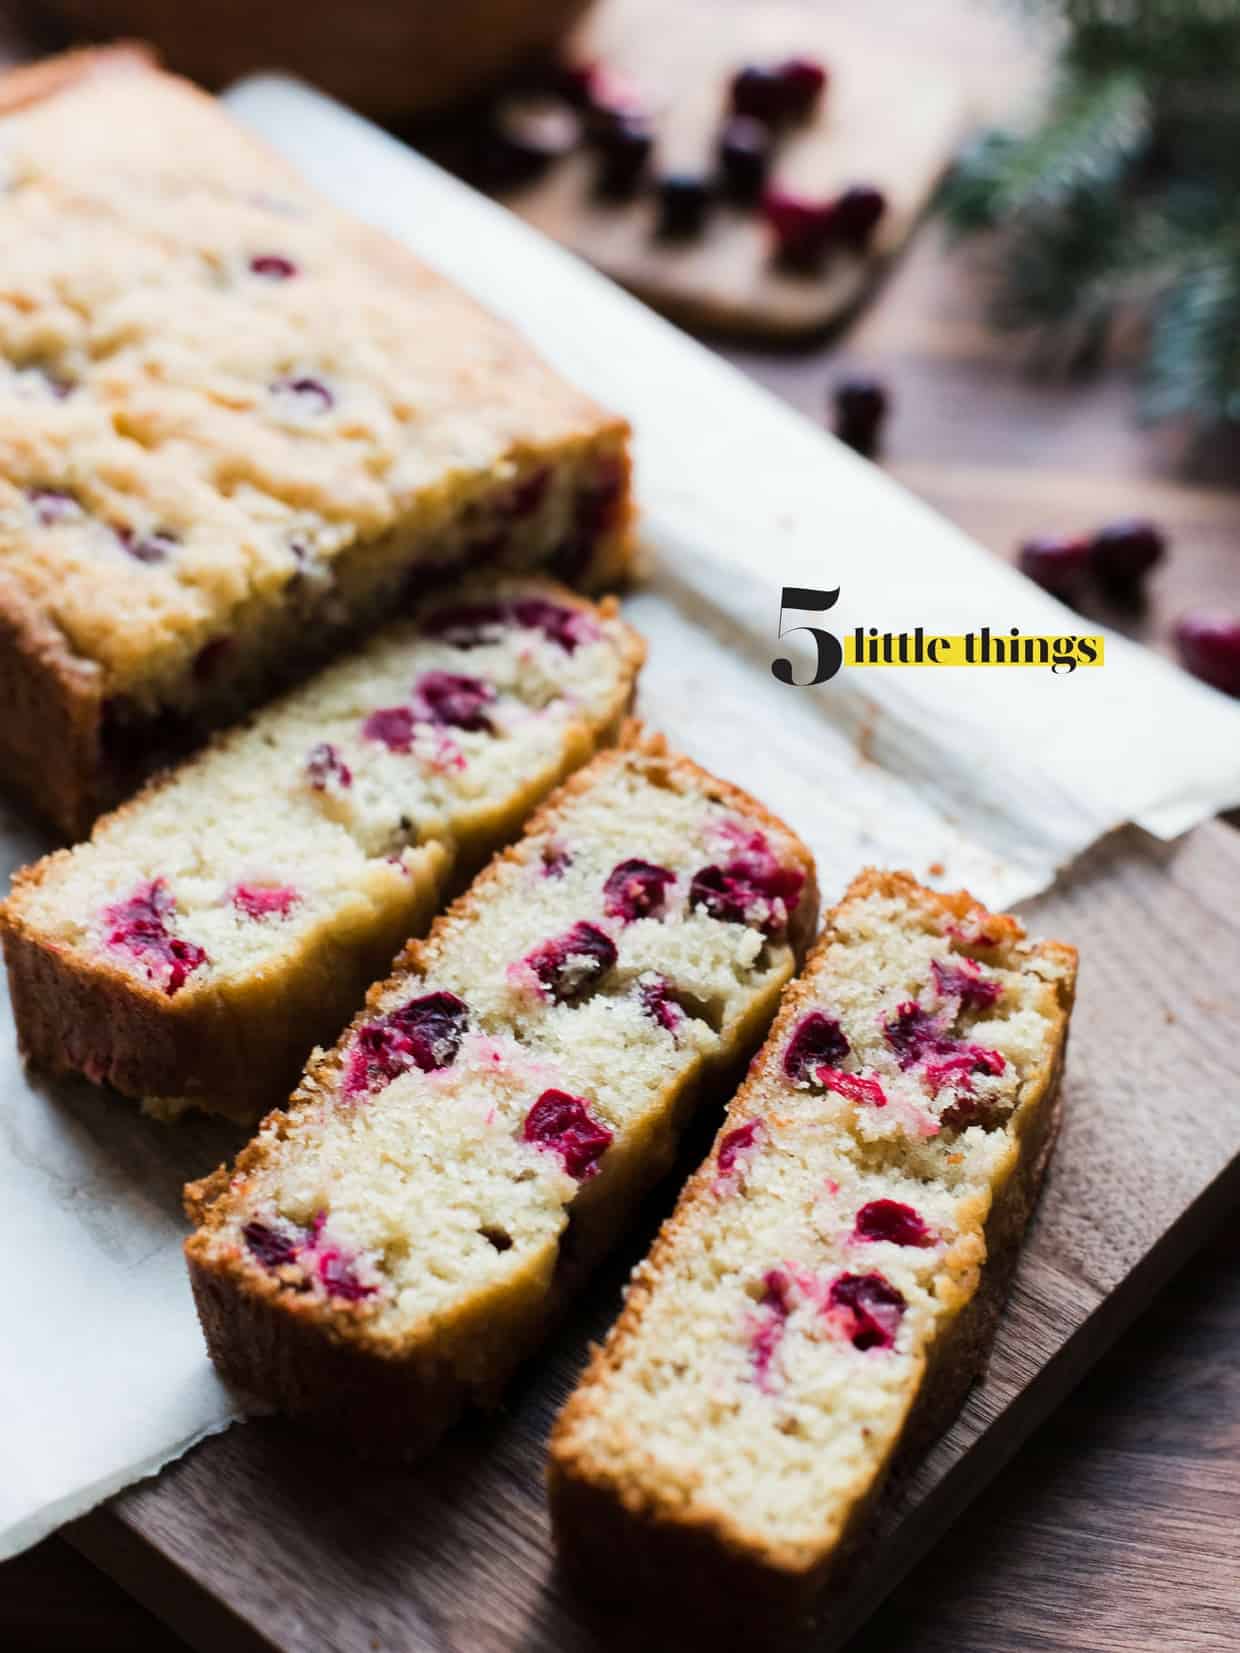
[0, 577, 644, 1117]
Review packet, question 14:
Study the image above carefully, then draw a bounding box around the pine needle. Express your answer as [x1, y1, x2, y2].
[939, 2, 1240, 426]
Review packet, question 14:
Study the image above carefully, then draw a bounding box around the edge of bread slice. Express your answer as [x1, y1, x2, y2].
[183, 726, 819, 1455]
[548, 869, 1077, 1633]
[1, 578, 643, 1121]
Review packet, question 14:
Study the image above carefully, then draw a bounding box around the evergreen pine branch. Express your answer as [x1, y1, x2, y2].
[987, 187, 1128, 341]
[938, 3, 1240, 425]
[940, 69, 1149, 234]
[1066, 6, 1240, 85]
[1009, 0, 1240, 83]
[1142, 247, 1240, 424]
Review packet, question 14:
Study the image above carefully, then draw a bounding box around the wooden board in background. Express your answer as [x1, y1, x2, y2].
[504, 0, 973, 338]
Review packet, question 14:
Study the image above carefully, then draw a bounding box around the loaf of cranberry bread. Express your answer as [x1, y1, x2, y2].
[184, 729, 818, 1452]
[1, 579, 642, 1122]
[0, 47, 633, 837]
[549, 871, 1077, 1630]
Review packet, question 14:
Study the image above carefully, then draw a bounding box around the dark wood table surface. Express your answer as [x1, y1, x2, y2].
[2, 10, 1239, 1652]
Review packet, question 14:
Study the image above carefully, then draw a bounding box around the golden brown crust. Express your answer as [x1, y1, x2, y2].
[546, 870, 1077, 1635]
[0, 573, 107, 838]
[183, 728, 819, 1448]
[1, 586, 645, 1122]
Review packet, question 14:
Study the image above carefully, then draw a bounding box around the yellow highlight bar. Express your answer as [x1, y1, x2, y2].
[844, 629, 1104, 671]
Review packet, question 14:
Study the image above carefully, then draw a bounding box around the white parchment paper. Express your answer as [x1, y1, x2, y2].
[4, 77, 1240, 1561]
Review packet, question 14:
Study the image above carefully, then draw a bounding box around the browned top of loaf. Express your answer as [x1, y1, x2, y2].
[0, 48, 627, 692]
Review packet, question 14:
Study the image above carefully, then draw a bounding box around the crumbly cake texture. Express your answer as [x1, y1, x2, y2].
[1, 578, 643, 1123]
[548, 871, 1077, 1631]
[184, 728, 818, 1452]
[0, 48, 634, 837]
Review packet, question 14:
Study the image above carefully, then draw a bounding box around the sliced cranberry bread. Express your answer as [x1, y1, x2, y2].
[1, 579, 642, 1122]
[549, 871, 1077, 1631]
[0, 48, 633, 837]
[184, 729, 818, 1452]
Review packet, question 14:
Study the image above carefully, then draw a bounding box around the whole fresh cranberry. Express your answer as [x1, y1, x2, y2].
[730, 64, 788, 125]
[1018, 534, 1091, 598]
[832, 376, 889, 457]
[832, 184, 887, 251]
[717, 116, 772, 205]
[591, 114, 653, 201]
[1090, 517, 1166, 592]
[731, 58, 828, 127]
[655, 173, 713, 240]
[1175, 613, 1240, 698]
[778, 57, 828, 121]
[764, 189, 838, 271]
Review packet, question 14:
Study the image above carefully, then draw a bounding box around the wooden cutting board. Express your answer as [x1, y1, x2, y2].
[63, 811, 1240, 1653]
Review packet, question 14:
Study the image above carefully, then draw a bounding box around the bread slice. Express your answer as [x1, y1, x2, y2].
[0, 48, 633, 836]
[1, 578, 642, 1122]
[184, 729, 818, 1453]
[548, 871, 1077, 1631]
